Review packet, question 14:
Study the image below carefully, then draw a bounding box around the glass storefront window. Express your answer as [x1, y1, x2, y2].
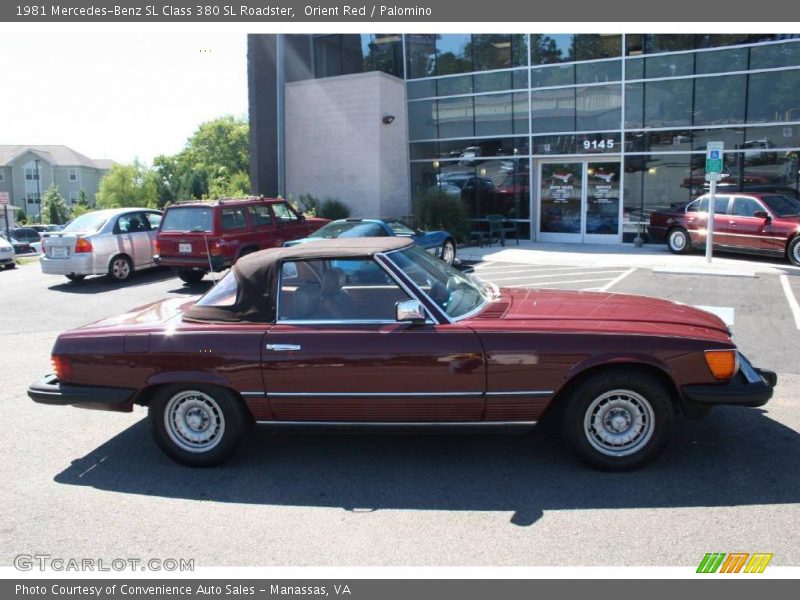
[691, 128, 745, 151]
[407, 79, 436, 100]
[624, 82, 644, 128]
[472, 34, 513, 71]
[625, 57, 644, 79]
[531, 64, 574, 88]
[532, 88, 575, 133]
[747, 69, 800, 123]
[745, 125, 800, 150]
[695, 47, 748, 74]
[533, 135, 576, 155]
[531, 34, 574, 64]
[693, 74, 747, 125]
[437, 96, 474, 138]
[475, 93, 514, 136]
[314, 35, 343, 77]
[437, 75, 473, 96]
[474, 71, 513, 93]
[644, 79, 693, 127]
[576, 60, 622, 84]
[625, 130, 691, 153]
[574, 35, 622, 60]
[436, 34, 473, 75]
[641, 34, 696, 54]
[437, 137, 529, 160]
[512, 92, 530, 134]
[408, 100, 437, 140]
[406, 34, 436, 78]
[575, 85, 622, 131]
[411, 161, 439, 200]
[645, 52, 693, 78]
[360, 34, 403, 77]
[410, 142, 438, 160]
[695, 34, 752, 49]
[750, 41, 800, 69]
[513, 69, 529, 89]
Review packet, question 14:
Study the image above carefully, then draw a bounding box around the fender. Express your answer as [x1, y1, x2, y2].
[561, 352, 676, 392]
[146, 371, 232, 389]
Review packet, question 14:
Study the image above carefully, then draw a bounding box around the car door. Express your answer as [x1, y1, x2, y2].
[722, 196, 770, 251]
[685, 195, 730, 246]
[269, 201, 306, 246]
[262, 257, 486, 422]
[248, 203, 279, 250]
[112, 212, 151, 267]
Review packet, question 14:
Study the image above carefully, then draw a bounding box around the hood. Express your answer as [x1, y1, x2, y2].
[474, 288, 730, 338]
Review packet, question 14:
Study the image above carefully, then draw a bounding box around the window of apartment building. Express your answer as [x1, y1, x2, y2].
[69, 192, 79, 204]
[69, 169, 78, 182]
[25, 167, 39, 180]
[25, 192, 40, 204]
[0, 172, 4, 182]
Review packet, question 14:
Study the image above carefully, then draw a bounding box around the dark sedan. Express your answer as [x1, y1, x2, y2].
[29, 238, 775, 471]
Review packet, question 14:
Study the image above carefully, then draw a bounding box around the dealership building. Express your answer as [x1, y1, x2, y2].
[248, 34, 800, 243]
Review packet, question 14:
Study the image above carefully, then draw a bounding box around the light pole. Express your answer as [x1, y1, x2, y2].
[34, 158, 42, 223]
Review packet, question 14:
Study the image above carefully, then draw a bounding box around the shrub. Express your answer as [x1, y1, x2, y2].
[318, 198, 351, 220]
[294, 193, 319, 217]
[415, 189, 469, 243]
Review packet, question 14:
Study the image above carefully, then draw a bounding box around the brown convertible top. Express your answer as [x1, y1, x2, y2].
[183, 237, 414, 323]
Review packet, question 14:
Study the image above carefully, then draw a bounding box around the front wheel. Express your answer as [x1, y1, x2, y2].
[667, 227, 691, 255]
[149, 385, 249, 467]
[178, 269, 206, 284]
[562, 370, 674, 471]
[788, 236, 800, 267]
[441, 239, 456, 265]
[108, 255, 133, 282]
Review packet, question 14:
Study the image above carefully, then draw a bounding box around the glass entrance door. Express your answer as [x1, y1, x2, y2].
[537, 159, 621, 243]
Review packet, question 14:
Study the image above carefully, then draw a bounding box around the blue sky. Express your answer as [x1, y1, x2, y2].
[0, 33, 248, 165]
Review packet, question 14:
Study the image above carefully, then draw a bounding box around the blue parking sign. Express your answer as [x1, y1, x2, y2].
[710, 150, 720, 159]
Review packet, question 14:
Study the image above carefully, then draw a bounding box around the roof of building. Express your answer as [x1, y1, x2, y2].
[0, 145, 116, 170]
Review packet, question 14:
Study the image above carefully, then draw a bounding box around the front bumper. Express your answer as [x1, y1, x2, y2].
[681, 354, 776, 410]
[27, 374, 136, 412]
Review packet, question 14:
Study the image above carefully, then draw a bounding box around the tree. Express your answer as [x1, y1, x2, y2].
[70, 189, 92, 218]
[96, 160, 158, 209]
[40, 185, 70, 224]
[208, 169, 250, 199]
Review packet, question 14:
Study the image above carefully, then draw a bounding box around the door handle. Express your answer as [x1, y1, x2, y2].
[729, 220, 736, 225]
[266, 344, 301, 351]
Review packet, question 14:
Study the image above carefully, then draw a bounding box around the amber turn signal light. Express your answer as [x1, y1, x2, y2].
[704, 349, 738, 380]
[74, 237, 93, 253]
[51, 355, 72, 381]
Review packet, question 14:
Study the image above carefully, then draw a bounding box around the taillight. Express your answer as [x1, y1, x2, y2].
[704, 349, 738, 380]
[209, 240, 222, 256]
[51, 355, 73, 381]
[74, 237, 93, 253]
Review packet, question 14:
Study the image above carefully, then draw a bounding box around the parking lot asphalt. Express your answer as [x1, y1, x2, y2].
[1, 259, 798, 567]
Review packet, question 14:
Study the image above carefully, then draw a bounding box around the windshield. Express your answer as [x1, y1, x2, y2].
[761, 195, 800, 217]
[162, 207, 214, 233]
[387, 246, 490, 319]
[309, 221, 386, 238]
[63, 212, 109, 233]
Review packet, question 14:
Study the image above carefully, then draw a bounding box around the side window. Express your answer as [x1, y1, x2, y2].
[249, 205, 274, 226]
[686, 197, 728, 213]
[271, 202, 300, 223]
[221, 207, 247, 231]
[731, 197, 762, 217]
[687, 197, 707, 213]
[714, 196, 731, 215]
[145, 212, 162, 229]
[114, 213, 147, 234]
[277, 259, 411, 322]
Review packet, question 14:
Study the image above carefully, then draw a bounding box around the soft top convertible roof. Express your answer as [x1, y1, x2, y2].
[183, 237, 414, 323]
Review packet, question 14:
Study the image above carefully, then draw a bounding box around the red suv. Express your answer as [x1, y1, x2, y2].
[156, 197, 329, 283]
[648, 192, 800, 266]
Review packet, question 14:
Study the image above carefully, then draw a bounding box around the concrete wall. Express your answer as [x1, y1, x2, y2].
[285, 71, 410, 219]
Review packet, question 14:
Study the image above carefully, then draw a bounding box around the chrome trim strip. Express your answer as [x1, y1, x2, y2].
[255, 420, 538, 427]
[240, 391, 266, 397]
[275, 319, 404, 325]
[268, 391, 484, 398]
[486, 390, 554, 397]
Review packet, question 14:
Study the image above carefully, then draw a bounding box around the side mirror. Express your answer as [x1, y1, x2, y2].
[753, 210, 771, 220]
[395, 299, 426, 324]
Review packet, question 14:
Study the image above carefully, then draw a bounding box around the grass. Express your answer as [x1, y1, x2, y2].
[15, 255, 41, 266]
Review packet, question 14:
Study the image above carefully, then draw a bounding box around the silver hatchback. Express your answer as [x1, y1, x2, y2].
[41, 208, 162, 282]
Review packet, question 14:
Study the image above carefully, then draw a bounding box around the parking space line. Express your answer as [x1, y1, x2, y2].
[598, 268, 636, 292]
[487, 270, 626, 283]
[779, 274, 800, 330]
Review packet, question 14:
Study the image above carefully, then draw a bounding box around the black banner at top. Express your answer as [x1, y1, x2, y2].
[2, 0, 800, 22]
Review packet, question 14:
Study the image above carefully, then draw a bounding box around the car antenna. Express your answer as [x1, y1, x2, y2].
[203, 234, 216, 285]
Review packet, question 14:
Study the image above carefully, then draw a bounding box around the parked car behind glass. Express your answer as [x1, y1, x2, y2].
[40, 208, 163, 282]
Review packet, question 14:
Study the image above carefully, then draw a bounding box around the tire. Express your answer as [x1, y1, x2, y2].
[788, 237, 800, 267]
[65, 273, 85, 282]
[178, 269, 206, 284]
[561, 370, 674, 471]
[5, 262, 16, 270]
[149, 384, 249, 467]
[667, 227, 691, 255]
[108, 255, 133, 282]
[441, 239, 456, 266]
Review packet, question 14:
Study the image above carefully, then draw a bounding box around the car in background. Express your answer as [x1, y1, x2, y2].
[648, 192, 800, 266]
[1, 233, 34, 255]
[0, 236, 15, 269]
[28, 237, 775, 470]
[284, 218, 458, 265]
[155, 197, 329, 284]
[11, 227, 41, 245]
[41, 208, 163, 282]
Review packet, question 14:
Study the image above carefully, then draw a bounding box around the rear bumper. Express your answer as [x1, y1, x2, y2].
[155, 254, 228, 272]
[27, 374, 136, 412]
[681, 356, 776, 410]
[40, 254, 101, 276]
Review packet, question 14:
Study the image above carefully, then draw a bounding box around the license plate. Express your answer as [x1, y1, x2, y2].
[52, 247, 68, 258]
[179, 243, 192, 253]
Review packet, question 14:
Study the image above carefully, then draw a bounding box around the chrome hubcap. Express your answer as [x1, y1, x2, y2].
[164, 390, 225, 453]
[793, 243, 800, 263]
[670, 231, 686, 251]
[584, 389, 655, 457]
[113, 259, 130, 279]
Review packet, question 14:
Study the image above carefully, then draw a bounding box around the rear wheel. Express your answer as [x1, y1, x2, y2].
[149, 384, 249, 467]
[788, 237, 800, 267]
[108, 255, 133, 282]
[667, 227, 691, 255]
[65, 273, 85, 282]
[562, 370, 674, 471]
[178, 269, 206, 284]
[441, 239, 456, 265]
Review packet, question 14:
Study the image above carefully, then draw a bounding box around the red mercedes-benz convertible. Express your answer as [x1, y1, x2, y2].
[28, 238, 775, 470]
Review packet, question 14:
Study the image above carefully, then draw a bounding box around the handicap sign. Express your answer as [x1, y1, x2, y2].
[709, 150, 720, 159]
[705, 141, 724, 174]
